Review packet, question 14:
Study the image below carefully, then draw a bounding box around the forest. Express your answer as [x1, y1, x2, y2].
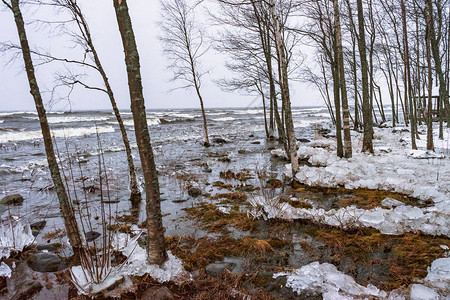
[0, 0, 449, 299]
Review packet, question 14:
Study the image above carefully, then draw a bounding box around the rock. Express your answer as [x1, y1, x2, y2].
[36, 244, 61, 252]
[30, 221, 46, 231]
[188, 187, 202, 198]
[205, 262, 236, 276]
[251, 141, 261, 144]
[141, 286, 174, 300]
[174, 164, 185, 170]
[0, 194, 24, 206]
[381, 198, 405, 208]
[238, 149, 250, 154]
[85, 231, 101, 242]
[298, 138, 311, 143]
[239, 185, 255, 192]
[202, 166, 212, 173]
[213, 137, 227, 144]
[27, 252, 67, 272]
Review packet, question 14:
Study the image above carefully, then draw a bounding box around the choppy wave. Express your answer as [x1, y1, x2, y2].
[207, 112, 228, 116]
[294, 119, 330, 128]
[233, 109, 263, 115]
[0, 120, 3, 124]
[213, 117, 236, 122]
[120, 118, 161, 126]
[0, 126, 115, 142]
[0, 112, 38, 118]
[23, 116, 110, 124]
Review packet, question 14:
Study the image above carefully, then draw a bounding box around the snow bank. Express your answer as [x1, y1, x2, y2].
[274, 262, 387, 299]
[0, 220, 34, 260]
[71, 231, 187, 295]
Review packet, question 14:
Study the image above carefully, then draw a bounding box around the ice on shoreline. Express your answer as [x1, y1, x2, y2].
[71, 231, 187, 295]
[264, 124, 450, 299]
[0, 220, 34, 260]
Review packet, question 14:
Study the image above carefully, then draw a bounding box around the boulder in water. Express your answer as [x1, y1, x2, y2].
[0, 194, 24, 206]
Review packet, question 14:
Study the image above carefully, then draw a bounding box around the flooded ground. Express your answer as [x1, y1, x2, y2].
[0, 107, 448, 299]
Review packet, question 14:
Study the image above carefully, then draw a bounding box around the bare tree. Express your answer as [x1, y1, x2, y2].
[159, 0, 210, 146]
[113, 0, 167, 265]
[2, 0, 82, 251]
[270, 0, 299, 175]
[357, 0, 374, 153]
[46, 0, 142, 202]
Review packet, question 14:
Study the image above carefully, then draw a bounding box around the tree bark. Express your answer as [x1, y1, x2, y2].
[7, 0, 82, 251]
[113, 0, 167, 265]
[425, 1, 434, 151]
[401, 0, 417, 150]
[71, 3, 141, 201]
[270, 0, 298, 175]
[426, 0, 450, 138]
[333, 0, 352, 158]
[356, 0, 373, 153]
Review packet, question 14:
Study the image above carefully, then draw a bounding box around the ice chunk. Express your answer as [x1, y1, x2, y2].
[0, 220, 34, 259]
[410, 284, 440, 300]
[274, 262, 386, 298]
[0, 262, 11, 278]
[360, 210, 385, 226]
[424, 257, 450, 291]
[381, 198, 405, 208]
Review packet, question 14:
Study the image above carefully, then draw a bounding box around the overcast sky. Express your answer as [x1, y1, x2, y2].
[0, 1, 322, 112]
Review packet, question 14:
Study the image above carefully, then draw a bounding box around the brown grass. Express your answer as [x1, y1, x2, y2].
[183, 203, 257, 232]
[308, 227, 450, 290]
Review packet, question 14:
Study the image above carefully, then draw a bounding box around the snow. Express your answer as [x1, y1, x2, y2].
[71, 231, 188, 295]
[274, 262, 387, 299]
[0, 220, 34, 260]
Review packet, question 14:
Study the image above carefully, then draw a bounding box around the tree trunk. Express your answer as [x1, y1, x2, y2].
[356, 0, 373, 153]
[270, 0, 298, 176]
[333, 0, 352, 158]
[426, 0, 450, 137]
[113, 0, 167, 265]
[401, 0, 417, 150]
[425, 4, 434, 151]
[8, 0, 82, 251]
[75, 9, 141, 202]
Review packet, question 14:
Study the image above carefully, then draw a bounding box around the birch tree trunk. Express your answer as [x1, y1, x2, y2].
[113, 0, 167, 265]
[333, 0, 352, 158]
[356, 0, 374, 153]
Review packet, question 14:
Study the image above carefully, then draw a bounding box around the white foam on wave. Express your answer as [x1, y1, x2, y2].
[120, 118, 161, 127]
[166, 113, 199, 118]
[213, 117, 236, 122]
[294, 119, 329, 128]
[23, 116, 110, 124]
[233, 109, 264, 115]
[0, 111, 37, 117]
[0, 126, 115, 142]
[0, 120, 3, 124]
